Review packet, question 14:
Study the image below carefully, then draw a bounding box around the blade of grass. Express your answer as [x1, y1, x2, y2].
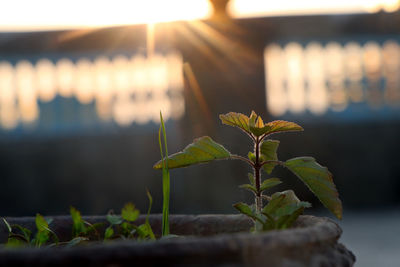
[159, 111, 170, 236]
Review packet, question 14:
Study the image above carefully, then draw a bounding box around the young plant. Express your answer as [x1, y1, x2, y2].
[3, 214, 58, 247]
[154, 111, 342, 231]
[104, 192, 155, 241]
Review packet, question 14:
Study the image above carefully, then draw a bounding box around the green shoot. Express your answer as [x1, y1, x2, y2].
[158, 111, 170, 236]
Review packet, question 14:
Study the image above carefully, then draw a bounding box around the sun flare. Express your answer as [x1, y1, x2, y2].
[0, 0, 213, 32]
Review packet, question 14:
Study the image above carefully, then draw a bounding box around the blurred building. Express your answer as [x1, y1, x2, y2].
[0, 0, 399, 216]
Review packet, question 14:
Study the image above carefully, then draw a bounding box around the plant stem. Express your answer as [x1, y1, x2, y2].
[254, 136, 263, 231]
[230, 154, 254, 167]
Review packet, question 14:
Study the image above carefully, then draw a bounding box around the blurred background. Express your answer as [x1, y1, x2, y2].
[0, 0, 400, 265]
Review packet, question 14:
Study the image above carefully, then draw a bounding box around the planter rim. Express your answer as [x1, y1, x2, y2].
[0, 215, 341, 249]
[0, 215, 354, 267]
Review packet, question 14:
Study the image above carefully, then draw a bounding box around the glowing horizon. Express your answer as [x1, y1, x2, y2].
[228, 0, 399, 18]
[0, 0, 213, 32]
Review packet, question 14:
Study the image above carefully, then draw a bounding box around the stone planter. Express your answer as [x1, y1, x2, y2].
[0, 215, 355, 267]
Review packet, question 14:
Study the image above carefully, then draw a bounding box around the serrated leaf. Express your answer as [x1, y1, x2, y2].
[153, 136, 231, 169]
[219, 112, 250, 134]
[2, 218, 11, 233]
[249, 115, 267, 136]
[285, 157, 342, 219]
[239, 184, 257, 194]
[260, 178, 282, 192]
[248, 173, 255, 186]
[260, 140, 280, 174]
[121, 203, 140, 222]
[262, 120, 303, 136]
[106, 214, 123, 225]
[104, 227, 114, 239]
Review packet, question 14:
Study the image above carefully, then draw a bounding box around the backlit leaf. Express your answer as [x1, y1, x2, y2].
[260, 140, 280, 174]
[262, 120, 303, 136]
[285, 157, 342, 219]
[249, 111, 267, 137]
[121, 203, 140, 222]
[219, 112, 250, 134]
[153, 136, 231, 169]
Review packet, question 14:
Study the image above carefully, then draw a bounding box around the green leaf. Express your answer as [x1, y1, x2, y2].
[104, 227, 114, 239]
[233, 202, 263, 223]
[249, 111, 267, 137]
[239, 184, 257, 194]
[34, 214, 58, 247]
[70, 206, 86, 237]
[159, 111, 170, 237]
[285, 157, 342, 219]
[34, 230, 50, 247]
[260, 178, 282, 192]
[35, 214, 49, 232]
[262, 194, 286, 216]
[106, 214, 123, 225]
[121, 203, 140, 222]
[276, 206, 305, 229]
[260, 139, 280, 174]
[136, 224, 149, 238]
[262, 120, 303, 136]
[248, 173, 255, 186]
[275, 202, 311, 217]
[2, 218, 12, 233]
[248, 152, 256, 163]
[219, 112, 250, 135]
[153, 136, 231, 169]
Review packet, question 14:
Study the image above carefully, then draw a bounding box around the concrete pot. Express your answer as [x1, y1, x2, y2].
[0, 215, 355, 267]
